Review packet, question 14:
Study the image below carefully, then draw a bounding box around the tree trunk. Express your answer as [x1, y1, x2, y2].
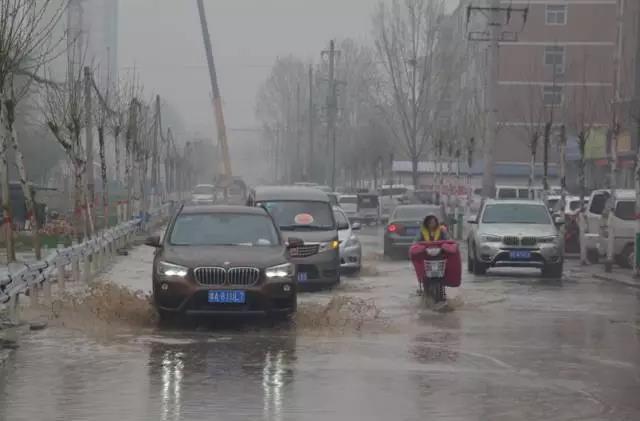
[0, 97, 15, 262]
[528, 132, 538, 200]
[411, 157, 419, 191]
[7, 99, 41, 260]
[578, 132, 588, 264]
[98, 126, 108, 230]
[73, 161, 84, 241]
[114, 129, 120, 185]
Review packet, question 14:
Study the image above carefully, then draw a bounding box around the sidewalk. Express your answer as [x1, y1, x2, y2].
[572, 263, 640, 289]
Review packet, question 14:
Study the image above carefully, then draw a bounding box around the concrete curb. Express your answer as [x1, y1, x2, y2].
[593, 274, 640, 289]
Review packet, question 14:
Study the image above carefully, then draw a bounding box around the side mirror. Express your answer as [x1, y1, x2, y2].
[352, 222, 361, 231]
[286, 237, 304, 248]
[467, 216, 477, 224]
[145, 235, 161, 248]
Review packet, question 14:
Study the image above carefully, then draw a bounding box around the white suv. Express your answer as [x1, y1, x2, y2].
[597, 191, 636, 268]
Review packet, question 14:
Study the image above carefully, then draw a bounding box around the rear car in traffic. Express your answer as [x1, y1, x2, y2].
[467, 200, 564, 277]
[248, 186, 341, 288]
[191, 184, 216, 205]
[384, 204, 444, 259]
[146, 205, 298, 320]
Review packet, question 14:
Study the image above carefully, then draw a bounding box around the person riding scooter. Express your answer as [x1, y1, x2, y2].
[414, 214, 448, 243]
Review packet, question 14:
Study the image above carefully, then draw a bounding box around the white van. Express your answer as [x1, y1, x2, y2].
[597, 190, 636, 268]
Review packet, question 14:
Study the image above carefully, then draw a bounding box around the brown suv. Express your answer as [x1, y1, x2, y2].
[145, 205, 299, 320]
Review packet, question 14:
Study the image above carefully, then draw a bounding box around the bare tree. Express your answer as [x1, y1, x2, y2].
[41, 44, 90, 240]
[373, 0, 450, 188]
[0, 0, 67, 260]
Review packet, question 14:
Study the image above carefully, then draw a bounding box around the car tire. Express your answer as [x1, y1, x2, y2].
[587, 248, 600, 264]
[619, 244, 634, 269]
[471, 245, 487, 275]
[542, 262, 563, 278]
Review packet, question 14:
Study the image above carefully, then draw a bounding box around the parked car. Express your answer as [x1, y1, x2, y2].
[338, 194, 358, 219]
[191, 184, 216, 205]
[327, 192, 340, 207]
[583, 189, 634, 262]
[145, 205, 298, 320]
[384, 204, 444, 259]
[247, 186, 340, 288]
[495, 185, 533, 200]
[467, 199, 564, 277]
[597, 190, 636, 268]
[334, 207, 362, 274]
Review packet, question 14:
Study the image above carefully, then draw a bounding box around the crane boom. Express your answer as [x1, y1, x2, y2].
[196, 0, 232, 184]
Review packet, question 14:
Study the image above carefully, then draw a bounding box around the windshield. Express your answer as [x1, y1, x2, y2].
[170, 213, 279, 246]
[339, 196, 357, 204]
[258, 200, 335, 230]
[569, 200, 581, 211]
[547, 199, 559, 209]
[482, 204, 552, 224]
[393, 206, 441, 220]
[615, 201, 635, 221]
[333, 210, 349, 228]
[193, 185, 214, 195]
[380, 187, 407, 196]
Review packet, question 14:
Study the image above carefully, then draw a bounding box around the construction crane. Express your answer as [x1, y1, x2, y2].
[196, 0, 233, 190]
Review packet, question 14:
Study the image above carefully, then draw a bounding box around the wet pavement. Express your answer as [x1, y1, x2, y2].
[1, 226, 640, 420]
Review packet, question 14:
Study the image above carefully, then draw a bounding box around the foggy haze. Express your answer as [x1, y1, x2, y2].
[119, 0, 458, 139]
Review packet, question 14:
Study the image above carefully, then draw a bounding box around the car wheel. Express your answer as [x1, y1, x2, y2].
[542, 262, 563, 278]
[472, 245, 487, 275]
[620, 244, 634, 269]
[587, 248, 600, 264]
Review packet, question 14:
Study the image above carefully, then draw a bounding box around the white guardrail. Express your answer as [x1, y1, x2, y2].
[0, 202, 175, 323]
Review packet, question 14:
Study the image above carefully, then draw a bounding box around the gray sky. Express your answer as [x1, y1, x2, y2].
[119, 0, 458, 138]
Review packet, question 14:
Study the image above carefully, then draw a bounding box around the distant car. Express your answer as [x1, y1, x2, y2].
[467, 199, 564, 277]
[327, 192, 339, 207]
[191, 184, 216, 205]
[145, 205, 298, 321]
[384, 204, 444, 259]
[338, 194, 358, 219]
[334, 207, 362, 274]
[356, 193, 380, 224]
[378, 184, 412, 222]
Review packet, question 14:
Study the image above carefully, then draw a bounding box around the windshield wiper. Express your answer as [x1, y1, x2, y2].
[279, 225, 334, 231]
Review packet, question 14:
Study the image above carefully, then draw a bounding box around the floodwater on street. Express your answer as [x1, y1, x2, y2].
[1, 227, 640, 420]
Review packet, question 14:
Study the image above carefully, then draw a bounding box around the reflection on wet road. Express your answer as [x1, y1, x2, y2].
[1, 227, 640, 420]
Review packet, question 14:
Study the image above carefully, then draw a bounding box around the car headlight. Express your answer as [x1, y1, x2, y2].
[319, 240, 340, 253]
[344, 235, 359, 248]
[538, 236, 558, 244]
[265, 263, 294, 279]
[157, 261, 188, 278]
[480, 234, 502, 243]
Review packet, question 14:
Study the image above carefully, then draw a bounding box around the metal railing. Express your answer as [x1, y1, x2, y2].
[0, 201, 176, 324]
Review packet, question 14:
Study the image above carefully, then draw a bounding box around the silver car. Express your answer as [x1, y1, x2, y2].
[467, 200, 564, 277]
[334, 207, 362, 274]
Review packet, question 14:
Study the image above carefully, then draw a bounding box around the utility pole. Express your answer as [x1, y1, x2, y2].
[308, 65, 314, 182]
[322, 40, 338, 191]
[467, 1, 529, 200]
[295, 83, 301, 182]
[152, 95, 160, 198]
[634, 0, 640, 277]
[196, 0, 232, 191]
[84, 66, 95, 211]
[605, 0, 625, 273]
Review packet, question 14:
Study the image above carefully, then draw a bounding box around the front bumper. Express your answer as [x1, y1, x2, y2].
[340, 243, 362, 270]
[153, 275, 296, 315]
[476, 242, 563, 268]
[290, 249, 340, 287]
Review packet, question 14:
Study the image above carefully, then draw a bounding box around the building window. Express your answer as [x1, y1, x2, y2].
[546, 5, 567, 25]
[544, 46, 565, 74]
[543, 85, 563, 106]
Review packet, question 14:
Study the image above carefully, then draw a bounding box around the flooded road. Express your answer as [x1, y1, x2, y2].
[2, 227, 640, 420]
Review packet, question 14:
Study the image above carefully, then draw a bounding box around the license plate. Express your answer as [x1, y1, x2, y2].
[510, 250, 531, 260]
[208, 290, 246, 304]
[297, 272, 308, 282]
[425, 260, 446, 278]
[406, 228, 418, 236]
